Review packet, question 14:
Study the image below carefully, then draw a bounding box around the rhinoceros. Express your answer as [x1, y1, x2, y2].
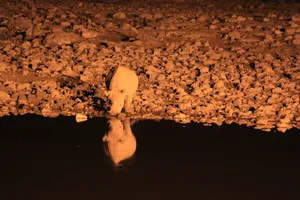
[105, 66, 139, 115]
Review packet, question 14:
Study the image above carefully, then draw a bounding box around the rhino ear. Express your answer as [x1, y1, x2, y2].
[105, 67, 118, 90]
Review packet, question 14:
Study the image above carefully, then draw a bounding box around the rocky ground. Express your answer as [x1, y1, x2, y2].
[0, 0, 299, 132]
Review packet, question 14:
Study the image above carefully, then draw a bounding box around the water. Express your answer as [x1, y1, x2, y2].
[0, 115, 299, 200]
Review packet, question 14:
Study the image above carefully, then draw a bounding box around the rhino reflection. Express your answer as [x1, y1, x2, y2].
[103, 118, 137, 165]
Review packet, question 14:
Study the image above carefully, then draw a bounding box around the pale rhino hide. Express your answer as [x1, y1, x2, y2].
[105, 66, 139, 115]
[102, 118, 137, 165]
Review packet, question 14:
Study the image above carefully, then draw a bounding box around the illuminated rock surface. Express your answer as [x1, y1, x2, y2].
[0, 0, 299, 132]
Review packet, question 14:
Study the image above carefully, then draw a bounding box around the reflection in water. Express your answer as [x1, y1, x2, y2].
[102, 118, 137, 165]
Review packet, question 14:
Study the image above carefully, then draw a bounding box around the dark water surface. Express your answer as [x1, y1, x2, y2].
[0, 115, 299, 200]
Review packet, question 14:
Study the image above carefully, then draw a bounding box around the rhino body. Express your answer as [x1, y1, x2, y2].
[106, 66, 139, 115]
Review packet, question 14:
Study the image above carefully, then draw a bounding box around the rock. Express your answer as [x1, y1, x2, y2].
[51, 90, 62, 99]
[228, 31, 241, 41]
[264, 53, 274, 61]
[15, 18, 32, 30]
[47, 60, 64, 72]
[157, 74, 166, 81]
[291, 14, 300, 23]
[62, 66, 78, 77]
[272, 87, 283, 93]
[174, 113, 190, 124]
[0, 106, 9, 116]
[167, 106, 177, 115]
[200, 66, 209, 73]
[165, 61, 175, 69]
[263, 18, 270, 22]
[285, 28, 296, 35]
[61, 21, 71, 27]
[41, 103, 59, 118]
[82, 30, 99, 39]
[193, 88, 202, 97]
[154, 13, 163, 20]
[214, 80, 225, 89]
[44, 30, 80, 46]
[75, 113, 88, 123]
[155, 89, 163, 95]
[0, 62, 7, 72]
[274, 30, 282, 35]
[145, 65, 161, 81]
[264, 34, 274, 42]
[80, 70, 94, 82]
[209, 25, 217, 30]
[197, 15, 208, 23]
[0, 91, 10, 102]
[17, 94, 28, 105]
[113, 12, 126, 19]
[292, 34, 300, 45]
[17, 83, 31, 91]
[285, 36, 293, 41]
[237, 16, 246, 22]
[20, 41, 31, 50]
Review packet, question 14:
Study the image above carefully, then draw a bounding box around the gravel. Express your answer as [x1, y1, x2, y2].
[0, 0, 299, 132]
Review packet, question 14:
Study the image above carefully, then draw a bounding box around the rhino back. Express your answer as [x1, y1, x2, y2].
[108, 66, 139, 92]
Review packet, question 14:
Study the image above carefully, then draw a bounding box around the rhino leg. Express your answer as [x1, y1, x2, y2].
[124, 93, 134, 113]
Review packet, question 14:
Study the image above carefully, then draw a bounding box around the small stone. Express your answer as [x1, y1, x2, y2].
[209, 25, 217, 30]
[44, 30, 80, 46]
[214, 80, 224, 88]
[285, 28, 296, 35]
[165, 61, 175, 70]
[285, 36, 293, 41]
[157, 74, 165, 81]
[256, 117, 269, 125]
[237, 16, 246, 22]
[0, 62, 7, 72]
[155, 89, 163, 96]
[200, 67, 209, 73]
[197, 15, 208, 23]
[0, 91, 10, 102]
[228, 31, 241, 40]
[62, 66, 78, 77]
[61, 21, 71, 27]
[272, 87, 283, 93]
[274, 30, 282, 35]
[80, 70, 94, 82]
[204, 41, 210, 47]
[48, 61, 63, 72]
[153, 13, 163, 20]
[41, 105, 52, 117]
[264, 53, 274, 61]
[174, 113, 190, 124]
[21, 41, 31, 50]
[167, 106, 177, 115]
[263, 18, 270, 22]
[265, 34, 274, 42]
[293, 39, 300, 45]
[291, 15, 300, 23]
[293, 34, 300, 45]
[17, 83, 31, 91]
[82, 30, 99, 39]
[75, 114, 88, 123]
[193, 88, 202, 97]
[113, 12, 126, 19]
[15, 18, 32, 30]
